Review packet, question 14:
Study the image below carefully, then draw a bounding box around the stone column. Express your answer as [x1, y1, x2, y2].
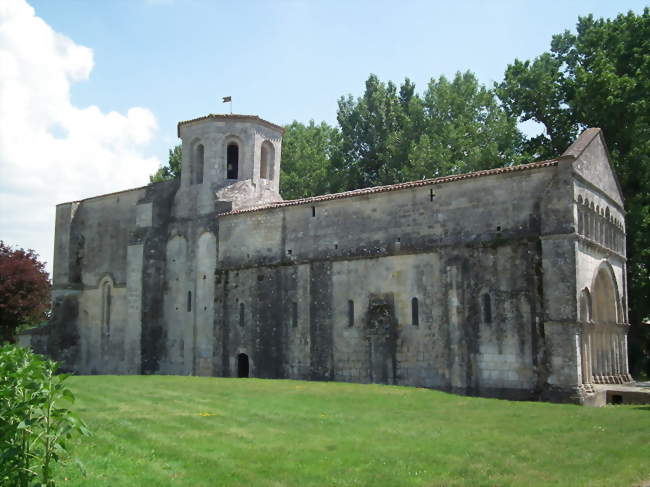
[622, 328, 632, 382]
[597, 329, 605, 383]
[612, 331, 620, 383]
[611, 327, 619, 383]
[603, 329, 612, 383]
[592, 329, 600, 383]
[580, 329, 588, 385]
[585, 324, 594, 384]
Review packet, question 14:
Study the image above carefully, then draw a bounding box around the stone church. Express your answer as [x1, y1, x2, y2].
[21, 113, 632, 404]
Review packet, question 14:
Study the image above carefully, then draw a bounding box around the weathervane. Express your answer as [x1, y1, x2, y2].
[222, 96, 232, 114]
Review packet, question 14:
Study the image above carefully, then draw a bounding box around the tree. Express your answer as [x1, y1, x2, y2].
[332, 72, 525, 191]
[150, 144, 182, 182]
[496, 8, 650, 376]
[0, 242, 51, 344]
[405, 71, 526, 180]
[334, 75, 413, 190]
[280, 121, 341, 200]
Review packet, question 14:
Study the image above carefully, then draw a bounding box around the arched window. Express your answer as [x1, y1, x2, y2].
[577, 206, 584, 235]
[193, 144, 204, 185]
[227, 143, 239, 179]
[482, 293, 492, 324]
[411, 297, 419, 326]
[260, 141, 274, 180]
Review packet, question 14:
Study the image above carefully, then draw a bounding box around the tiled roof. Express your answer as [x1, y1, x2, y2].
[177, 114, 285, 137]
[223, 156, 569, 216]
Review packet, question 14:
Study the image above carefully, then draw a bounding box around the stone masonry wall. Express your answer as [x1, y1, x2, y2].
[217, 166, 561, 399]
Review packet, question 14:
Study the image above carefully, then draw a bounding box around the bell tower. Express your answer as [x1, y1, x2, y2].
[175, 114, 284, 213]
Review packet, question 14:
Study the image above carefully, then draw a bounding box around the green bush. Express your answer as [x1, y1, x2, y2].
[0, 345, 89, 486]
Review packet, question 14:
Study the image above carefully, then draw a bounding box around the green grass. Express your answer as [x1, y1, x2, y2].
[56, 376, 650, 487]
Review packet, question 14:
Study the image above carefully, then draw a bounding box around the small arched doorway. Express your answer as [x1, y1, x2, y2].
[237, 353, 249, 378]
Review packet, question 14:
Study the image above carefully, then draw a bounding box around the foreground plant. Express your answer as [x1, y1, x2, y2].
[0, 345, 90, 486]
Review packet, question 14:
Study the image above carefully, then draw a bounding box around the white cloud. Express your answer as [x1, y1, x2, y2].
[0, 0, 160, 275]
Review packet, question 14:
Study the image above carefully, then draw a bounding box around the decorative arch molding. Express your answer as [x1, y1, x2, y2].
[254, 127, 282, 142]
[96, 272, 116, 289]
[590, 260, 621, 325]
[196, 231, 216, 252]
[223, 134, 244, 148]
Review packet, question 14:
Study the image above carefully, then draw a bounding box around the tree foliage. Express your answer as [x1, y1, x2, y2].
[497, 8, 650, 375]
[0, 242, 50, 344]
[332, 72, 525, 192]
[280, 121, 340, 200]
[150, 144, 182, 183]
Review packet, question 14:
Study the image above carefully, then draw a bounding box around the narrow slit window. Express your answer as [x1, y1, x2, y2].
[312, 206, 316, 217]
[239, 302, 245, 327]
[101, 281, 112, 330]
[292, 302, 298, 328]
[411, 297, 419, 326]
[187, 290, 192, 312]
[482, 293, 492, 324]
[348, 300, 354, 327]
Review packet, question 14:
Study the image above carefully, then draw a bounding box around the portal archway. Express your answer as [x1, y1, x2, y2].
[582, 262, 630, 385]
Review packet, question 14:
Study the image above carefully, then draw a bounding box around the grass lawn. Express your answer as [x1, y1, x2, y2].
[56, 376, 650, 486]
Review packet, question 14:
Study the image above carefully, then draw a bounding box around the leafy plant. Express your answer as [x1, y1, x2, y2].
[149, 144, 182, 183]
[0, 345, 90, 486]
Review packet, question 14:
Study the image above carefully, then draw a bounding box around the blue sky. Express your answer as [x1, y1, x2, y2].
[1, 0, 648, 273]
[28, 0, 650, 160]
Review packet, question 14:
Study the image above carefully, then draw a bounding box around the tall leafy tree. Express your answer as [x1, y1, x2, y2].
[334, 75, 410, 190]
[497, 8, 650, 376]
[333, 72, 524, 191]
[406, 71, 525, 180]
[0, 242, 50, 344]
[280, 121, 341, 199]
[150, 144, 182, 182]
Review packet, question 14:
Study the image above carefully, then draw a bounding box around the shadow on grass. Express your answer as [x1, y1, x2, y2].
[632, 406, 650, 411]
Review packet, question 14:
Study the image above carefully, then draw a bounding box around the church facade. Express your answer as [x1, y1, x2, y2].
[22, 114, 632, 404]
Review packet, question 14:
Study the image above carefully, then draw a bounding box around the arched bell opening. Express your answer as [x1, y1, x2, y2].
[259, 140, 274, 180]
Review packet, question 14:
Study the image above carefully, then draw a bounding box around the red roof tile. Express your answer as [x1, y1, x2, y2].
[177, 114, 285, 137]
[223, 157, 568, 216]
